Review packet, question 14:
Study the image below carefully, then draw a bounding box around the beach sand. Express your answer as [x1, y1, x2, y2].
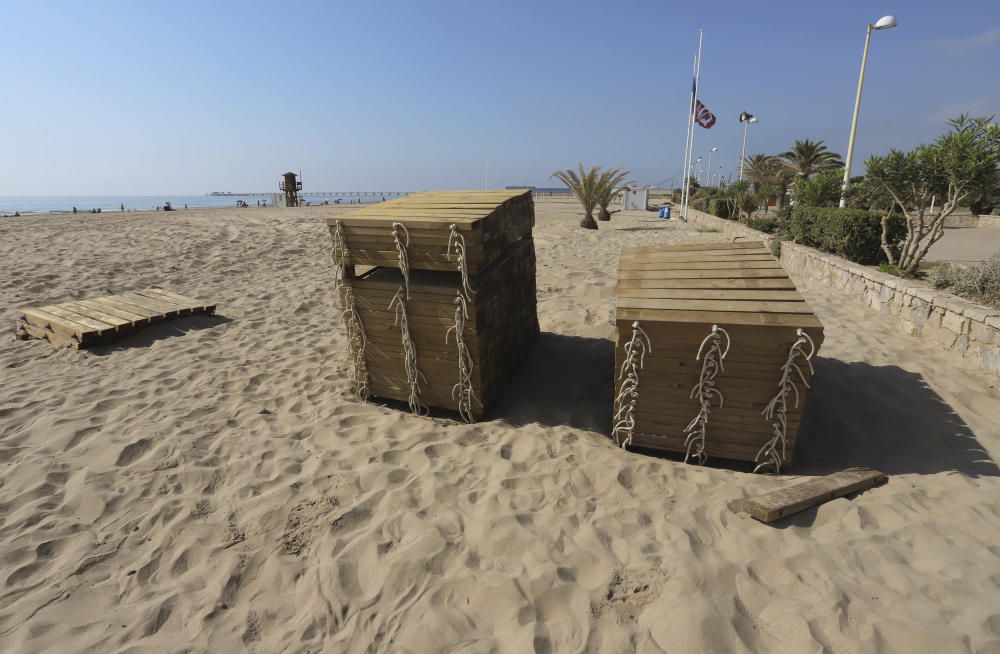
[1, 197, 999, 653]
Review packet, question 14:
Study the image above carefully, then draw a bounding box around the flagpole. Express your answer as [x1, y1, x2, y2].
[680, 52, 696, 220]
[683, 28, 703, 221]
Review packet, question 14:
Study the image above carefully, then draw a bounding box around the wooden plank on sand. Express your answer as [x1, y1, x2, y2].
[741, 468, 887, 523]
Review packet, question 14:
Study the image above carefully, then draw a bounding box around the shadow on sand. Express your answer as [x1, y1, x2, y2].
[490, 332, 615, 433]
[492, 341, 996, 482]
[793, 357, 998, 478]
[90, 314, 232, 354]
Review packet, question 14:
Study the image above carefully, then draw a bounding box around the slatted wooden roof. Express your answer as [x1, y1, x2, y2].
[324, 189, 531, 231]
[616, 241, 822, 328]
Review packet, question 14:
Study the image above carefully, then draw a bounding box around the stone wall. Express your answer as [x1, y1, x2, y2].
[682, 208, 1000, 378]
[683, 208, 774, 246]
[979, 214, 1000, 231]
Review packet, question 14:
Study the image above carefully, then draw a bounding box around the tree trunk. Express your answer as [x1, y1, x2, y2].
[580, 214, 598, 230]
[598, 207, 611, 221]
[879, 213, 897, 265]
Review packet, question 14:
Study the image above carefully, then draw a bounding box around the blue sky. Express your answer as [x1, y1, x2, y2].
[1, 0, 998, 195]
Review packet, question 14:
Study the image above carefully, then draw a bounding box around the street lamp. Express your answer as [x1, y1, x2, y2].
[707, 147, 718, 187]
[691, 156, 702, 183]
[840, 15, 897, 207]
[738, 112, 758, 181]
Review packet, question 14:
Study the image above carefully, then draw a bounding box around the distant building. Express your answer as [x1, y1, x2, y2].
[505, 186, 571, 196]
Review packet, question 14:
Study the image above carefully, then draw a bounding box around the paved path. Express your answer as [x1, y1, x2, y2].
[924, 226, 1000, 264]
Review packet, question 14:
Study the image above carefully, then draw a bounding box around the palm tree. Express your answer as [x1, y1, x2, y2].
[742, 153, 797, 210]
[595, 168, 631, 220]
[552, 164, 602, 229]
[779, 139, 844, 178]
[742, 154, 778, 193]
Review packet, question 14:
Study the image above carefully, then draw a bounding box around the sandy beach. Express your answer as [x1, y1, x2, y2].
[2, 197, 1000, 653]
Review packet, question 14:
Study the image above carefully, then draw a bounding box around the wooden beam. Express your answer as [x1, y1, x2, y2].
[741, 468, 887, 523]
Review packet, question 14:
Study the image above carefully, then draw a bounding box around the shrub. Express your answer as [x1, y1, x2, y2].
[790, 206, 903, 264]
[747, 216, 783, 233]
[792, 169, 844, 207]
[706, 198, 731, 219]
[928, 255, 1000, 306]
[770, 232, 789, 258]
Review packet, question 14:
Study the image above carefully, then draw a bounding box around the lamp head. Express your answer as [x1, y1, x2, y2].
[873, 15, 897, 30]
[749, 116, 758, 124]
[710, 147, 718, 152]
[739, 111, 753, 123]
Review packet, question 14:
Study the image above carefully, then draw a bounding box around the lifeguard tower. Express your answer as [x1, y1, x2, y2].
[280, 171, 302, 207]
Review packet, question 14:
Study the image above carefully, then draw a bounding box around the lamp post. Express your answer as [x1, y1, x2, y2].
[840, 15, 897, 207]
[691, 157, 702, 185]
[738, 112, 758, 181]
[707, 147, 718, 187]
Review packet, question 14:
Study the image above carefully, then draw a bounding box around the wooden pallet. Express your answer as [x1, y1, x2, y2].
[15, 288, 216, 349]
[614, 242, 824, 468]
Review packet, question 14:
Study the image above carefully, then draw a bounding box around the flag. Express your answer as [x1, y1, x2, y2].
[694, 100, 716, 129]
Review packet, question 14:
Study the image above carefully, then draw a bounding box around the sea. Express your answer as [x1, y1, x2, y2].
[0, 193, 408, 216]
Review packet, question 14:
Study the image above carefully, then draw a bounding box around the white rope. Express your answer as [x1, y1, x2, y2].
[340, 286, 370, 402]
[755, 329, 816, 474]
[612, 321, 652, 449]
[447, 224, 476, 302]
[683, 325, 731, 465]
[391, 222, 411, 299]
[445, 292, 482, 423]
[331, 220, 369, 401]
[331, 219, 348, 293]
[389, 288, 428, 416]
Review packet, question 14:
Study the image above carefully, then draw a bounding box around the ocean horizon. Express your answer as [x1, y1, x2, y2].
[0, 193, 409, 216]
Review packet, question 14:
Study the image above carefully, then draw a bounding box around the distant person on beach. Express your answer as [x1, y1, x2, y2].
[73, 206, 77, 214]
[120, 203, 125, 212]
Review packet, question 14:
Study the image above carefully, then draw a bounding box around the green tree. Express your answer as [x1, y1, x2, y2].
[594, 168, 631, 221]
[552, 164, 602, 229]
[865, 115, 1000, 274]
[779, 139, 844, 178]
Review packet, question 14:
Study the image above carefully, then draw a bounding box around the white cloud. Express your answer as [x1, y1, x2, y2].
[931, 27, 1000, 53]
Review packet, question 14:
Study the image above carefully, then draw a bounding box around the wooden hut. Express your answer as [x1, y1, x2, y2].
[328, 190, 538, 421]
[612, 241, 823, 472]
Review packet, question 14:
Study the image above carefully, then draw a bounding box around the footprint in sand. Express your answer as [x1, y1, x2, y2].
[115, 438, 151, 466]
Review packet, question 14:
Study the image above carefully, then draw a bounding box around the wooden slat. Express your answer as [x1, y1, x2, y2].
[36, 305, 117, 334]
[620, 251, 773, 263]
[616, 307, 824, 328]
[141, 287, 216, 312]
[116, 292, 186, 316]
[619, 269, 788, 280]
[76, 298, 149, 324]
[617, 289, 804, 302]
[616, 298, 814, 314]
[617, 278, 796, 290]
[741, 468, 887, 523]
[618, 261, 784, 272]
[16, 321, 80, 348]
[624, 241, 766, 253]
[60, 302, 132, 328]
[91, 296, 161, 319]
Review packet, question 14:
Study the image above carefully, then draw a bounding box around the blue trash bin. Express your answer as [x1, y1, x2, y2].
[659, 206, 671, 219]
